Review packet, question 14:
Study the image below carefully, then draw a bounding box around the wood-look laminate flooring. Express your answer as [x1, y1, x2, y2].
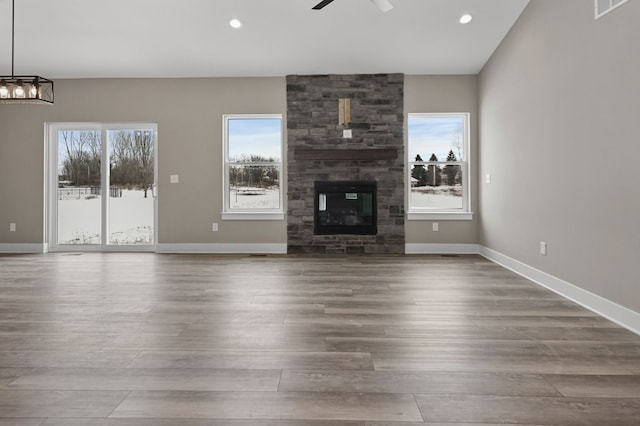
[0, 253, 639, 425]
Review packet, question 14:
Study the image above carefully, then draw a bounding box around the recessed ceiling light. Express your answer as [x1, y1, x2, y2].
[459, 14, 473, 24]
[229, 18, 243, 29]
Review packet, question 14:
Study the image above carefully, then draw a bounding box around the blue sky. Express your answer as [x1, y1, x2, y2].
[228, 118, 282, 161]
[408, 116, 464, 161]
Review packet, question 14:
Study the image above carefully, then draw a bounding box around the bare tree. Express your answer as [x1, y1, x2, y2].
[451, 124, 463, 161]
[110, 130, 154, 197]
[60, 130, 101, 186]
[229, 154, 278, 189]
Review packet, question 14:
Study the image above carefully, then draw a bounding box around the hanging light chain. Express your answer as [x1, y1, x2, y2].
[0, 0, 55, 104]
[11, 0, 15, 77]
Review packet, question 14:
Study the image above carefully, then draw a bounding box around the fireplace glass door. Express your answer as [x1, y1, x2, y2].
[314, 181, 377, 235]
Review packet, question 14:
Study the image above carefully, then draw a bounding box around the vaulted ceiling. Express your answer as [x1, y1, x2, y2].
[0, 0, 530, 78]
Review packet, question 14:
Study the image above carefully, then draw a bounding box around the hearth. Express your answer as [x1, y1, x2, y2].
[314, 181, 377, 235]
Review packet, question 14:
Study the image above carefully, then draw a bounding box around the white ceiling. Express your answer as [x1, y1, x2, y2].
[0, 0, 530, 79]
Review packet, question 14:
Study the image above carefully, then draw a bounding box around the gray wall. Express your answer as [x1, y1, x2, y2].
[0, 78, 287, 246]
[479, 0, 640, 311]
[404, 75, 479, 245]
[1, 75, 482, 249]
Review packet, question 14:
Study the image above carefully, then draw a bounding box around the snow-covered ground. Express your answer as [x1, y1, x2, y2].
[230, 188, 280, 210]
[57, 186, 459, 245]
[227, 186, 460, 210]
[58, 189, 153, 245]
[410, 185, 463, 209]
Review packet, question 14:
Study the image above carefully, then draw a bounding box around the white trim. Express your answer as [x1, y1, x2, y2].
[407, 212, 474, 221]
[46, 123, 158, 252]
[405, 243, 480, 254]
[222, 114, 284, 217]
[221, 212, 285, 221]
[156, 243, 287, 254]
[407, 112, 472, 216]
[595, 0, 629, 20]
[479, 246, 640, 336]
[0, 244, 47, 254]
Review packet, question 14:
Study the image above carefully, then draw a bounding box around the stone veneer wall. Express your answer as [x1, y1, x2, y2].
[286, 74, 405, 254]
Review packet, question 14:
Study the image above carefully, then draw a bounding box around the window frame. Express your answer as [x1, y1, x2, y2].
[221, 114, 284, 221]
[46, 122, 158, 252]
[595, 0, 629, 19]
[406, 112, 473, 221]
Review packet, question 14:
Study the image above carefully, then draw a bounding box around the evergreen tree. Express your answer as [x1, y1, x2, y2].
[426, 153, 442, 186]
[411, 154, 427, 186]
[445, 150, 458, 186]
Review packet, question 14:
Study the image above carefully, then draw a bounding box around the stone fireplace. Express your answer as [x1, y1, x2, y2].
[287, 74, 405, 254]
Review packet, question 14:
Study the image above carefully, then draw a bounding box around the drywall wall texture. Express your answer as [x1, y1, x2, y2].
[404, 75, 479, 245]
[0, 77, 287, 246]
[479, 0, 640, 311]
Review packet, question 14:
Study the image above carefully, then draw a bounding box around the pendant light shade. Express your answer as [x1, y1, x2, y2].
[0, 0, 54, 105]
[0, 76, 54, 104]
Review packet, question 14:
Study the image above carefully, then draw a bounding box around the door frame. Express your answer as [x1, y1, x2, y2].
[46, 122, 158, 252]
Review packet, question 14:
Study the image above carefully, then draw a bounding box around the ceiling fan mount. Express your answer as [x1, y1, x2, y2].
[313, 0, 394, 13]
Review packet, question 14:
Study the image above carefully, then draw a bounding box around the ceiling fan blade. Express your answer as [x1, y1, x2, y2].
[312, 0, 335, 10]
[370, 0, 394, 12]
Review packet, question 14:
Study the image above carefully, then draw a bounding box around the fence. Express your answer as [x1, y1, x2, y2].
[58, 187, 123, 200]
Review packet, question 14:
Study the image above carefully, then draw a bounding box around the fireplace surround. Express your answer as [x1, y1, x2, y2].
[287, 73, 405, 254]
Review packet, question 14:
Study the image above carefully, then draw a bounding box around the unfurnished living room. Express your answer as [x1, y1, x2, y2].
[0, 0, 639, 424]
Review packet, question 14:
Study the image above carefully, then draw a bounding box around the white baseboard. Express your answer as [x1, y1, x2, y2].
[405, 243, 480, 254]
[156, 243, 287, 254]
[0, 244, 46, 254]
[479, 246, 640, 336]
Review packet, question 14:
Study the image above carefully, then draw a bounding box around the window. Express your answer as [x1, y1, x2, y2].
[407, 113, 472, 220]
[595, 0, 629, 19]
[222, 114, 284, 220]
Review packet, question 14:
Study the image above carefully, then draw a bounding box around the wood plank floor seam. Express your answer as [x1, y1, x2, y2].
[0, 253, 638, 424]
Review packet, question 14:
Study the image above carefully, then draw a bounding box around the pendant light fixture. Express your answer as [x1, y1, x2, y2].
[0, 0, 54, 104]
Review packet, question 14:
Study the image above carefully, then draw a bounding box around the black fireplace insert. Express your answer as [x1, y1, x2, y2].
[314, 181, 377, 235]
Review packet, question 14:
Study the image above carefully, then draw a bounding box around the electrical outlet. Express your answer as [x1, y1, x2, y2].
[170, 174, 179, 184]
[540, 241, 547, 256]
[9, 223, 16, 232]
[212, 223, 218, 232]
[485, 173, 491, 184]
[432, 222, 439, 232]
[343, 129, 352, 139]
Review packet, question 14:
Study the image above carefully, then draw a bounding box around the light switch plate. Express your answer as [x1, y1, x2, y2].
[540, 241, 547, 256]
[170, 174, 179, 184]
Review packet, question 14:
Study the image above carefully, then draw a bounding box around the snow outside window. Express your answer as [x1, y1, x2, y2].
[407, 113, 472, 221]
[222, 114, 284, 220]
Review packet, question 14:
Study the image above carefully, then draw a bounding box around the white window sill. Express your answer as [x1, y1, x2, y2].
[221, 212, 285, 221]
[407, 212, 474, 221]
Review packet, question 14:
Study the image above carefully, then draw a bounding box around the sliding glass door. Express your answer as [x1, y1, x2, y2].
[55, 127, 103, 245]
[49, 123, 157, 251]
[107, 128, 155, 246]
